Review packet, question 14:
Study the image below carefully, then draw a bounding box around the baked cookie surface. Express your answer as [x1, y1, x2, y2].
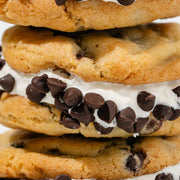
[2, 24, 180, 85]
[1, 130, 180, 180]
[0, 0, 180, 32]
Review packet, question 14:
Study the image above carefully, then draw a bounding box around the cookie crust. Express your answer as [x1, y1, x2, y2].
[0, 0, 180, 32]
[2, 24, 180, 85]
[1, 130, 180, 179]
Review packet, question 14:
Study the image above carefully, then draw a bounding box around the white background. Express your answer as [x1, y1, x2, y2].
[0, 17, 180, 134]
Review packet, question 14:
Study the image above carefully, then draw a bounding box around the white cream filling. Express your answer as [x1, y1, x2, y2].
[0, 62, 180, 129]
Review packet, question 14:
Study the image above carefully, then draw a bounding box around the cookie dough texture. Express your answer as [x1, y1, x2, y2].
[0, 0, 180, 32]
[2, 24, 180, 85]
[0, 93, 180, 138]
[1, 130, 180, 179]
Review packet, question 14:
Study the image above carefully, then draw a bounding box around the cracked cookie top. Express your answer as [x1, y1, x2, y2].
[2, 23, 180, 85]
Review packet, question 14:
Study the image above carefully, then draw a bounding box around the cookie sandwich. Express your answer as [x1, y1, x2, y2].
[0, 23, 180, 138]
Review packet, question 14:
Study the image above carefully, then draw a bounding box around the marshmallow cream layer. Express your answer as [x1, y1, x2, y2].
[1, 61, 180, 128]
[82, 0, 136, 5]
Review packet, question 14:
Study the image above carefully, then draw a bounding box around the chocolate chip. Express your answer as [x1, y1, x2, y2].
[0, 46, 2, 52]
[84, 93, 105, 109]
[47, 78, 67, 98]
[136, 117, 162, 135]
[26, 84, 45, 103]
[0, 74, 15, 92]
[170, 109, 180, 120]
[70, 103, 92, 126]
[63, 88, 83, 106]
[60, 115, 80, 130]
[55, 0, 67, 6]
[55, 97, 69, 112]
[137, 91, 155, 111]
[97, 100, 117, 124]
[55, 174, 72, 180]
[126, 155, 136, 171]
[155, 173, 174, 180]
[94, 122, 113, 135]
[153, 105, 173, 121]
[117, 0, 135, 6]
[0, 59, 5, 70]
[134, 118, 149, 133]
[116, 107, 136, 133]
[172, 86, 180, 97]
[32, 74, 49, 94]
[126, 152, 145, 172]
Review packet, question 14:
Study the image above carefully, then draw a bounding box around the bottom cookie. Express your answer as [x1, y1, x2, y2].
[0, 130, 180, 180]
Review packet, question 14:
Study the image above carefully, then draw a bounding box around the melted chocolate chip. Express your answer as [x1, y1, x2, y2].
[26, 84, 45, 103]
[97, 100, 117, 124]
[0, 74, 15, 92]
[84, 93, 105, 109]
[153, 105, 173, 121]
[117, 0, 135, 6]
[126, 152, 145, 172]
[55, 174, 72, 180]
[170, 109, 180, 120]
[137, 91, 155, 111]
[116, 107, 136, 133]
[55, 97, 69, 111]
[172, 86, 180, 97]
[155, 173, 174, 180]
[60, 114, 80, 129]
[47, 78, 67, 98]
[32, 74, 49, 94]
[63, 88, 83, 106]
[0, 59, 5, 70]
[94, 122, 113, 135]
[70, 103, 92, 126]
[55, 0, 67, 6]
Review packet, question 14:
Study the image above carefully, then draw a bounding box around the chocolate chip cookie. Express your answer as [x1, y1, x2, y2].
[0, 0, 180, 32]
[1, 130, 180, 180]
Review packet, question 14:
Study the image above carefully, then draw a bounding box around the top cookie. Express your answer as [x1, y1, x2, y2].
[0, 0, 180, 32]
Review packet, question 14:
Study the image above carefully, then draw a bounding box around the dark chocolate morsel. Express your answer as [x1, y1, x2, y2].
[134, 118, 149, 133]
[172, 86, 180, 97]
[137, 91, 155, 111]
[0, 74, 15, 92]
[47, 78, 67, 98]
[70, 103, 92, 126]
[117, 0, 135, 6]
[97, 100, 117, 124]
[94, 122, 113, 135]
[126, 152, 145, 172]
[63, 88, 83, 106]
[55, 0, 67, 6]
[55, 97, 69, 112]
[153, 105, 173, 121]
[0, 59, 5, 70]
[84, 93, 105, 109]
[60, 116, 80, 130]
[170, 109, 180, 120]
[155, 173, 174, 180]
[116, 107, 136, 133]
[32, 74, 49, 94]
[26, 84, 45, 103]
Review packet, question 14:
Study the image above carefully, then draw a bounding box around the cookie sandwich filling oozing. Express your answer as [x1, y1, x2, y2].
[0, 50, 180, 136]
[55, 0, 136, 6]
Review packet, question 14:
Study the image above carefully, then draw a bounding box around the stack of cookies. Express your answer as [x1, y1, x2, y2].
[0, 0, 180, 179]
